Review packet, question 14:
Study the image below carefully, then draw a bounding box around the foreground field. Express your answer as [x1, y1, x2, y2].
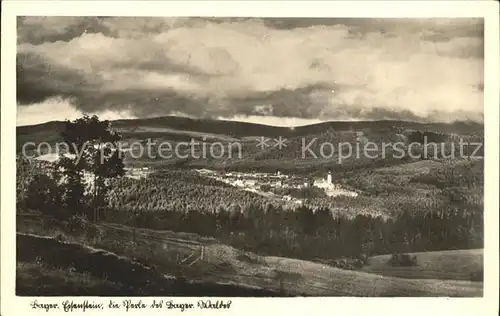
[17, 262, 128, 296]
[260, 256, 482, 296]
[361, 249, 483, 281]
[16, 217, 483, 297]
[16, 233, 284, 297]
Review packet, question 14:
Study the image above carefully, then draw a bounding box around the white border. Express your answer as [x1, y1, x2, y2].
[1, 1, 499, 316]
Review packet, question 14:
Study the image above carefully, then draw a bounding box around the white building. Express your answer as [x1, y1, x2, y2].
[326, 171, 332, 184]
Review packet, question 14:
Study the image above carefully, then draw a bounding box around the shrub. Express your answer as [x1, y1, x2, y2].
[388, 253, 418, 267]
[25, 174, 63, 217]
[236, 251, 265, 265]
[85, 224, 106, 243]
[470, 270, 483, 282]
[357, 254, 369, 265]
[260, 184, 271, 192]
[66, 214, 91, 236]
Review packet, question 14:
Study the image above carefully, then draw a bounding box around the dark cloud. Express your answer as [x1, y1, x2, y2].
[16, 51, 103, 104]
[17, 16, 210, 45]
[228, 84, 336, 118]
[18, 17, 484, 44]
[16, 17, 484, 125]
[74, 89, 210, 118]
[16, 50, 206, 116]
[258, 17, 484, 40]
[17, 17, 111, 44]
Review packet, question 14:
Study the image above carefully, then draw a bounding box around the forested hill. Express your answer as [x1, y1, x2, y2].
[17, 115, 483, 151]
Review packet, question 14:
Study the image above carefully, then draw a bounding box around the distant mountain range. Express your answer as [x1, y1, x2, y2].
[17, 115, 484, 143]
[17, 116, 484, 175]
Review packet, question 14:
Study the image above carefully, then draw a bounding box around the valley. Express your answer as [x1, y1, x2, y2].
[15, 116, 485, 297]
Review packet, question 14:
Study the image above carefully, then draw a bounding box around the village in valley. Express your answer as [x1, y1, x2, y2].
[195, 168, 358, 204]
[25, 151, 357, 207]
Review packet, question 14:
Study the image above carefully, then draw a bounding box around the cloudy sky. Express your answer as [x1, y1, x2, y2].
[17, 17, 484, 126]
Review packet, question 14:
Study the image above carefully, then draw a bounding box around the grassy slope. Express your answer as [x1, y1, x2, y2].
[361, 249, 483, 281]
[16, 232, 284, 297]
[262, 255, 482, 297]
[198, 243, 483, 297]
[16, 262, 127, 296]
[17, 216, 483, 297]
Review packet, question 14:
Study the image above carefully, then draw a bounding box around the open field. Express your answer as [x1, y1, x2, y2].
[16, 215, 483, 297]
[261, 256, 482, 297]
[361, 249, 483, 281]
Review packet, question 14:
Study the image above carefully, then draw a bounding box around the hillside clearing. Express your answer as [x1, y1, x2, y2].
[361, 249, 483, 281]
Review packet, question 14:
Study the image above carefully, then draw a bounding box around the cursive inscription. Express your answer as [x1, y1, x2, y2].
[165, 300, 195, 312]
[29, 299, 233, 312]
[198, 300, 232, 309]
[30, 300, 59, 312]
[61, 300, 104, 312]
[122, 300, 147, 312]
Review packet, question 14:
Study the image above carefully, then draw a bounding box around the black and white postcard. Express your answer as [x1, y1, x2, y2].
[1, 1, 499, 316]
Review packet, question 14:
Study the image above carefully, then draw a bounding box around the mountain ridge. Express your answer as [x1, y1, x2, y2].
[17, 115, 484, 138]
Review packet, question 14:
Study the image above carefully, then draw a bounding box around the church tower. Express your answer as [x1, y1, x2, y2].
[327, 171, 332, 184]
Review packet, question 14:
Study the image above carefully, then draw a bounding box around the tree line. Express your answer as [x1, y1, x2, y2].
[101, 201, 483, 263]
